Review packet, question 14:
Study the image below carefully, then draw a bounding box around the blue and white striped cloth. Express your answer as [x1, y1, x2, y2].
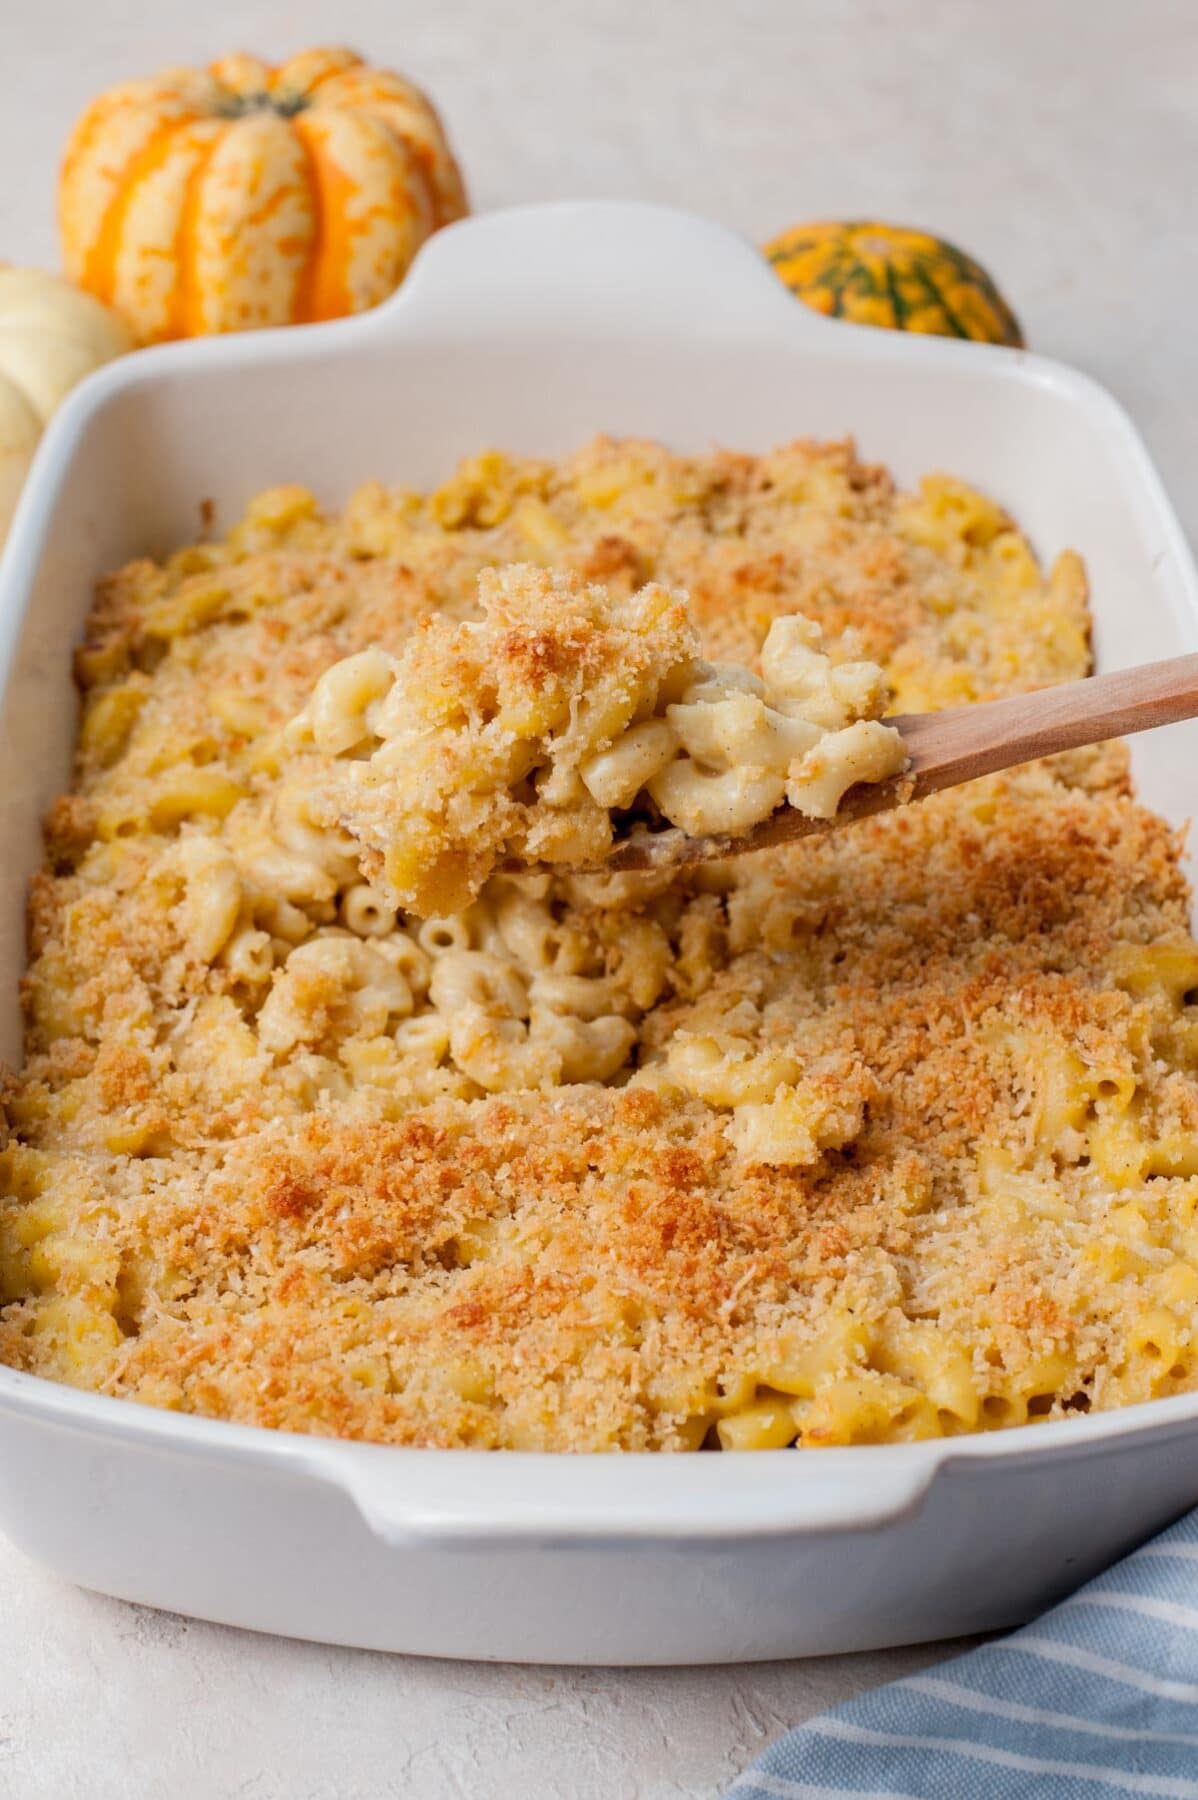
[731, 1509, 1198, 1799]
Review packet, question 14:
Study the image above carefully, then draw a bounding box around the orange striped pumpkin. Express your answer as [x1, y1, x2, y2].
[59, 47, 468, 345]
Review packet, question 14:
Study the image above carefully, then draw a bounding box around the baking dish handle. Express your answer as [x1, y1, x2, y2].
[304, 1440, 942, 1548]
[368, 200, 835, 343]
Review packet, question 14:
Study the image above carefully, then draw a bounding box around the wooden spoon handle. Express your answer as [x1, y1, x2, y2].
[895, 650, 1198, 795]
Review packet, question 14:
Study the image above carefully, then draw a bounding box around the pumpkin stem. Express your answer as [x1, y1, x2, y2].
[217, 89, 311, 120]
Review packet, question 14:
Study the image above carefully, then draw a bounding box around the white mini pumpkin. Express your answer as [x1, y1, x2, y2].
[0, 266, 133, 541]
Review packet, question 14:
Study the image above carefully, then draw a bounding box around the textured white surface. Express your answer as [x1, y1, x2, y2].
[0, 0, 1193, 1793]
[0, 1555, 977, 1800]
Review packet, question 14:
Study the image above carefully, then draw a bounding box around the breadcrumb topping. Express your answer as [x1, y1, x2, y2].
[1, 437, 1194, 1453]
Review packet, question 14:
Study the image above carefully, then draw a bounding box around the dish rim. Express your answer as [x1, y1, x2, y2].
[6, 1354, 1198, 1547]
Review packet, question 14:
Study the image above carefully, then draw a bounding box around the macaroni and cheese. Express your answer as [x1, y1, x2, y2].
[0, 435, 1195, 1454]
[292, 562, 907, 915]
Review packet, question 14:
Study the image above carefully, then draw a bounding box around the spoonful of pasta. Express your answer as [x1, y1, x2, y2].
[286, 563, 1198, 913]
[605, 650, 1198, 872]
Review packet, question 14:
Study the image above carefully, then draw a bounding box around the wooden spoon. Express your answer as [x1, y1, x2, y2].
[606, 652, 1198, 873]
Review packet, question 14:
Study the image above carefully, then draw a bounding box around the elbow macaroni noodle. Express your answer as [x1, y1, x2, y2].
[1, 435, 1196, 1454]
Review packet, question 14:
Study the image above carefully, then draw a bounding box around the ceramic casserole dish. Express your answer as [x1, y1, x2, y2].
[0, 202, 1196, 1665]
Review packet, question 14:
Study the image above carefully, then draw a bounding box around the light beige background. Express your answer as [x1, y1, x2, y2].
[0, 2, 1193, 1795]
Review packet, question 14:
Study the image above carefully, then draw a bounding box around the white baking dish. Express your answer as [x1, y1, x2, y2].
[0, 202, 1196, 1666]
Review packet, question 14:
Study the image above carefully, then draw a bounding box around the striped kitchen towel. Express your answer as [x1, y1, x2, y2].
[730, 1507, 1198, 1798]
